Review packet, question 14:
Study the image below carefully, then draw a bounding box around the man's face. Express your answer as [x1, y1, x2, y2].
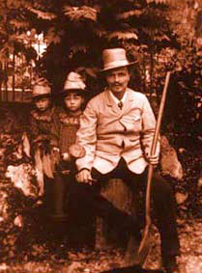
[105, 66, 130, 94]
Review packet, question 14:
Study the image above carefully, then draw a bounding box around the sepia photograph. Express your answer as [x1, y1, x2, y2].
[0, 0, 202, 272]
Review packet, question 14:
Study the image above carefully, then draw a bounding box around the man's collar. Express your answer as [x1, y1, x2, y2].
[109, 89, 128, 104]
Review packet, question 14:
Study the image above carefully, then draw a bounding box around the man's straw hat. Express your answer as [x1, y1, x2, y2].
[101, 48, 137, 72]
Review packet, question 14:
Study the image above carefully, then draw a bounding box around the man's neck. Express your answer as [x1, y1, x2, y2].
[110, 90, 126, 100]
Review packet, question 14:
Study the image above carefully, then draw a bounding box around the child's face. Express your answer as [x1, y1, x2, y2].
[35, 97, 50, 112]
[64, 92, 84, 113]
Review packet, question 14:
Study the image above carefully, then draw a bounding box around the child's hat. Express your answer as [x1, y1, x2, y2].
[32, 78, 51, 99]
[63, 72, 86, 93]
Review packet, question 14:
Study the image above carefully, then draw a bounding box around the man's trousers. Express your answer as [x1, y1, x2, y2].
[70, 158, 180, 262]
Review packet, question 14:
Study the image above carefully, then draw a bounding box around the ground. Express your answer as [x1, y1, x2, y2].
[0, 107, 202, 273]
[0, 218, 202, 272]
[0, 148, 202, 273]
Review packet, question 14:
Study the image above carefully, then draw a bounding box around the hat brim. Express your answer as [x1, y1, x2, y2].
[61, 89, 85, 97]
[100, 61, 138, 73]
[32, 93, 52, 100]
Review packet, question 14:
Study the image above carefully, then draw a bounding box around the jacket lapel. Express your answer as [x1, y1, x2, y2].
[105, 89, 120, 114]
[122, 88, 136, 112]
[105, 88, 136, 115]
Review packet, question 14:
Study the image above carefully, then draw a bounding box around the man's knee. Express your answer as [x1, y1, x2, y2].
[152, 172, 173, 197]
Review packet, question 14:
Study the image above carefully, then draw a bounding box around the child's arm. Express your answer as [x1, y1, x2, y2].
[28, 115, 40, 150]
[28, 115, 51, 154]
[49, 111, 61, 165]
[50, 111, 60, 149]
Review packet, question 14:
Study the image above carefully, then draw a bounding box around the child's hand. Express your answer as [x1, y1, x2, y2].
[69, 144, 86, 158]
[61, 152, 71, 162]
[51, 147, 60, 165]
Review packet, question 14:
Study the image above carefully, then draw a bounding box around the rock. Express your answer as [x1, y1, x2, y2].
[6, 163, 38, 197]
[14, 214, 24, 228]
[67, 262, 81, 273]
[175, 192, 188, 204]
[160, 135, 183, 180]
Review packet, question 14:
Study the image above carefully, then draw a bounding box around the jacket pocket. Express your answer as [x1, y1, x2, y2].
[132, 115, 141, 131]
[133, 115, 141, 122]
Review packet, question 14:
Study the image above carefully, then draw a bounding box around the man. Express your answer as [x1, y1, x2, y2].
[75, 48, 180, 273]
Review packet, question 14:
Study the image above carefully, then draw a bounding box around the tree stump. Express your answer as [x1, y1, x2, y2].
[96, 178, 135, 250]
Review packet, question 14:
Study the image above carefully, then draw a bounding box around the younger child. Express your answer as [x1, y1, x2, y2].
[50, 72, 86, 221]
[29, 78, 55, 196]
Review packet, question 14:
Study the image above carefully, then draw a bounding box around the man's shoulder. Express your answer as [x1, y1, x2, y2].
[128, 88, 147, 101]
[87, 90, 106, 104]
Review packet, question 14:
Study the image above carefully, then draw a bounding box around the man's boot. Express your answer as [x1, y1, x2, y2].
[162, 255, 180, 273]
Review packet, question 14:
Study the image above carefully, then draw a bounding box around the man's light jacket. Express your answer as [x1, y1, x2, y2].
[76, 88, 160, 174]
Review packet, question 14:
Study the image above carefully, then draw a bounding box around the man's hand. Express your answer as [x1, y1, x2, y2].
[146, 152, 159, 167]
[76, 169, 94, 185]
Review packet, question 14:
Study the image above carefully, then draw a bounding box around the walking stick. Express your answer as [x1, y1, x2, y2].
[138, 71, 171, 264]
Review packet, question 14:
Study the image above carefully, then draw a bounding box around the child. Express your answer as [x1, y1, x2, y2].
[29, 78, 55, 196]
[50, 71, 86, 221]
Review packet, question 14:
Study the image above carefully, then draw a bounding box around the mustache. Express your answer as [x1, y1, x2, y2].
[111, 83, 122, 87]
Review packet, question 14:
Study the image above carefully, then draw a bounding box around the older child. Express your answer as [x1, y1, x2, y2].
[29, 78, 55, 196]
[50, 72, 86, 221]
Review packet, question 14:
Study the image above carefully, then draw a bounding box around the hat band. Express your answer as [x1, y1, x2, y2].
[102, 59, 132, 71]
[32, 93, 51, 99]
